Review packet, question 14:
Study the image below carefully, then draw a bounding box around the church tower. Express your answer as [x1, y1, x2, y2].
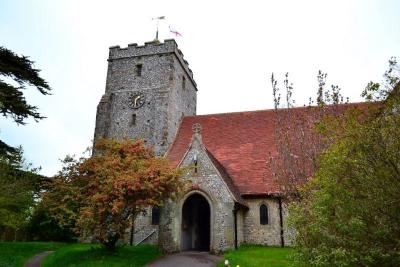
[94, 39, 197, 155]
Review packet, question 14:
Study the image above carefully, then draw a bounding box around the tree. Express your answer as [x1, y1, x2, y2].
[0, 147, 43, 240]
[42, 139, 186, 250]
[25, 203, 76, 242]
[269, 72, 348, 201]
[0, 47, 51, 240]
[0, 46, 51, 158]
[288, 59, 400, 266]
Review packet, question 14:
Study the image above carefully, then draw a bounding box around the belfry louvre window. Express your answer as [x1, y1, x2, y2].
[260, 204, 268, 225]
[135, 64, 142, 77]
[151, 206, 160, 225]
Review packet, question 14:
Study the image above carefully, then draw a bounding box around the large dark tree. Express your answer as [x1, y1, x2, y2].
[0, 46, 51, 158]
[0, 47, 51, 240]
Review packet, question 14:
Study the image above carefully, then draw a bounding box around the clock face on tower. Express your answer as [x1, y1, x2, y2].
[129, 92, 145, 109]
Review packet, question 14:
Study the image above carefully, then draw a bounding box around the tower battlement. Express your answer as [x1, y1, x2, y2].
[108, 39, 195, 86]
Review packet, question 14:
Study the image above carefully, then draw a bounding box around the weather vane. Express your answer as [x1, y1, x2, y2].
[152, 16, 165, 41]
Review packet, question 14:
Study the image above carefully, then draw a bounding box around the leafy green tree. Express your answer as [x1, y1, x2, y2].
[25, 203, 76, 242]
[43, 139, 186, 250]
[0, 148, 43, 240]
[0, 46, 51, 158]
[289, 59, 400, 266]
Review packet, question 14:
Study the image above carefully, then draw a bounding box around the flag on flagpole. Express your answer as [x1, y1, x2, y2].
[169, 26, 182, 37]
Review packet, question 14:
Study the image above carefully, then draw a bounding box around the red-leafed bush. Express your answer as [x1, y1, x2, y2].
[43, 139, 185, 250]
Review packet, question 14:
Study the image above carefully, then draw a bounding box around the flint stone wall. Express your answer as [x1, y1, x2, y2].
[122, 207, 159, 246]
[243, 198, 292, 246]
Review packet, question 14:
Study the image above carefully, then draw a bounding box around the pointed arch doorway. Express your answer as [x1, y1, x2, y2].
[181, 193, 211, 251]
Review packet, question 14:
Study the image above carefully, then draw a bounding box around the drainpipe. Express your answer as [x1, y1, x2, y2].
[233, 204, 239, 250]
[278, 197, 285, 247]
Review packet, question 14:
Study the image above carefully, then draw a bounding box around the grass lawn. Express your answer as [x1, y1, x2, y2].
[42, 244, 162, 267]
[218, 245, 294, 267]
[0, 242, 65, 267]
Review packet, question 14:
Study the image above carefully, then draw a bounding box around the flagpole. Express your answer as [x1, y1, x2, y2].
[152, 16, 165, 42]
[155, 19, 159, 41]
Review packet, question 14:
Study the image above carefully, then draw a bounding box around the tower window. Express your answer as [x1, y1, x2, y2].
[135, 64, 142, 77]
[131, 114, 136, 126]
[260, 204, 268, 225]
[182, 76, 186, 90]
[151, 206, 160, 225]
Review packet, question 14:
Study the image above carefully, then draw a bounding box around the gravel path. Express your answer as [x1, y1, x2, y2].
[146, 251, 222, 267]
[24, 251, 53, 267]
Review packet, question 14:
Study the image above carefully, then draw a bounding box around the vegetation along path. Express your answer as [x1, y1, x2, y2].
[217, 245, 294, 267]
[0, 242, 64, 267]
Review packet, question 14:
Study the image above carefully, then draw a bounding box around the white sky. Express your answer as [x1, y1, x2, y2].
[0, 0, 399, 176]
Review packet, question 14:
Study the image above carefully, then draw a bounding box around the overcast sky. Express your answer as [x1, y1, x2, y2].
[1, 0, 399, 176]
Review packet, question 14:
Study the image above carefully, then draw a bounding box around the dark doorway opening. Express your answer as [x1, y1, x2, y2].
[181, 193, 211, 251]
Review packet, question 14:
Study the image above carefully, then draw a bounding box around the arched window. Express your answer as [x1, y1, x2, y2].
[151, 206, 160, 225]
[260, 204, 268, 225]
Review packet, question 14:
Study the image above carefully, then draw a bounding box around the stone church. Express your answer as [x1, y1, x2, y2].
[94, 39, 293, 253]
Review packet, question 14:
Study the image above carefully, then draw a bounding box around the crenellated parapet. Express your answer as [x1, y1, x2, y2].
[108, 39, 196, 87]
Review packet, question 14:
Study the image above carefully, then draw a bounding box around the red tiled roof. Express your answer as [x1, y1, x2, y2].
[167, 109, 280, 195]
[166, 104, 368, 196]
[205, 148, 248, 207]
